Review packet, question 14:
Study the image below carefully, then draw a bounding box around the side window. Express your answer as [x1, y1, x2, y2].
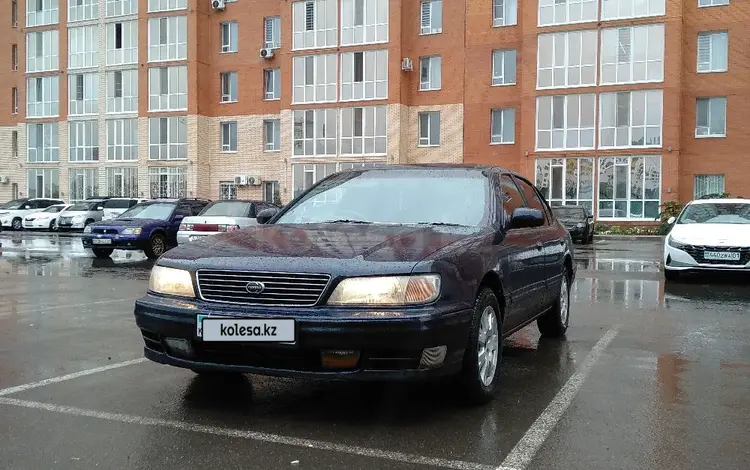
[192, 203, 208, 215]
[176, 204, 192, 217]
[248, 204, 258, 218]
[129, 200, 138, 208]
[513, 176, 550, 225]
[26, 201, 38, 209]
[500, 174, 526, 227]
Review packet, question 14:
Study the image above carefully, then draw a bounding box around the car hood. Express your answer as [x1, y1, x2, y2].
[94, 218, 166, 228]
[670, 224, 750, 247]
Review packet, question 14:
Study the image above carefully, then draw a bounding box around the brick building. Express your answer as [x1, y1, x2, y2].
[0, 0, 747, 221]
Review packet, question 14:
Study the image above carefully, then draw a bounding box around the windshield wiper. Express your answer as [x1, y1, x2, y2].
[321, 219, 374, 224]
[413, 222, 465, 227]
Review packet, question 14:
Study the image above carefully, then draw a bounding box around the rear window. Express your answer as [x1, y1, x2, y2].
[103, 199, 135, 209]
[198, 201, 252, 217]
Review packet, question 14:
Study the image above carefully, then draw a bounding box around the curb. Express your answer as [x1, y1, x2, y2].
[595, 235, 664, 240]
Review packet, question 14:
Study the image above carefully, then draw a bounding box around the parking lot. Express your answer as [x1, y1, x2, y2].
[1, 233, 749, 470]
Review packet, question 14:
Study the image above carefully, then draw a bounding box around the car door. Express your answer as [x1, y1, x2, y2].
[169, 203, 193, 242]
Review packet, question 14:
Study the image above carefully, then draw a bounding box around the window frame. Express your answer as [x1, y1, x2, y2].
[68, 120, 100, 163]
[148, 166, 187, 198]
[106, 118, 139, 161]
[340, 0, 389, 46]
[106, 20, 138, 66]
[264, 119, 281, 152]
[693, 174, 725, 199]
[26, 29, 59, 73]
[419, 55, 442, 91]
[148, 116, 188, 160]
[695, 96, 727, 138]
[599, 89, 663, 149]
[264, 68, 281, 100]
[26, 75, 59, 119]
[599, 23, 665, 86]
[418, 111, 441, 147]
[148, 15, 187, 63]
[293, 108, 338, 157]
[106, 167, 139, 198]
[220, 21, 238, 53]
[698, 0, 729, 7]
[492, 0, 518, 28]
[220, 121, 238, 153]
[220, 71, 239, 104]
[106, 68, 138, 114]
[339, 105, 387, 156]
[26, 0, 59, 28]
[340, 49, 387, 101]
[420, 0, 442, 35]
[27, 122, 59, 163]
[538, 0, 598, 28]
[68, 24, 99, 70]
[68, 168, 99, 202]
[264, 16, 281, 49]
[293, 53, 338, 104]
[292, 0, 338, 50]
[148, 0, 187, 13]
[600, 0, 666, 21]
[490, 108, 515, 145]
[697, 30, 728, 73]
[68, 72, 99, 116]
[148, 65, 188, 111]
[492, 49, 517, 86]
[68, 0, 98, 23]
[27, 168, 61, 199]
[534, 157, 595, 212]
[537, 30, 598, 90]
[535, 93, 596, 151]
[106, 0, 138, 18]
[597, 155, 662, 221]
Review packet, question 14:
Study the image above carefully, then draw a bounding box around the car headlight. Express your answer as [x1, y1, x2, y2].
[327, 274, 441, 306]
[83, 225, 92, 233]
[149, 266, 195, 298]
[122, 228, 142, 235]
[668, 236, 687, 249]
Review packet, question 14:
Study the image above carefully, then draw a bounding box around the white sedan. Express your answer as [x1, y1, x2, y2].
[663, 198, 750, 280]
[22, 204, 72, 231]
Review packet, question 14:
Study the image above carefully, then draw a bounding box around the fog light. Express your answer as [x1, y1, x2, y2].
[321, 350, 360, 369]
[419, 345, 447, 369]
[164, 338, 194, 358]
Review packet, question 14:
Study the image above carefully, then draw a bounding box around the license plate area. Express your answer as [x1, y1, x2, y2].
[197, 314, 296, 344]
[703, 251, 740, 261]
[92, 238, 112, 245]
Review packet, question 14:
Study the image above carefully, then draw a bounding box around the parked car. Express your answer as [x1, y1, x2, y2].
[552, 205, 594, 244]
[134, 165, 575, 404]
[22, 204, 73, 231]
[663, 198, 750, 280]
[101, 198, 148, 221]
[57, 199, 107, 231]
[176, 200, 281, 245]
[82, 198, 211, 259]
[0, 198, 66, 231]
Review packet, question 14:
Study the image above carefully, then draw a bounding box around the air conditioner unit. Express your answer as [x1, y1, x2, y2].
[211, 0, 226, 11]
[401, 58, 413, 72]
[2, 177, 9, 184]
[247, 176, 262, 186]
[234, 175, 247, 186]
[260, 48, 275, 59]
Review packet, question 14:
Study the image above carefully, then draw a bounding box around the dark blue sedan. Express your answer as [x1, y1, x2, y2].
[134, 165, 576, 404]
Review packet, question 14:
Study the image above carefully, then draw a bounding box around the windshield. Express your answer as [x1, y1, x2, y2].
[677, 203, 750, 225]
[103, 199, 135, 209]
[68, 201, 100, 212]
[275, 170, 489, 226]
[118, 203, 175, 220]
[199, 201, 252, 217]
[553, 207, 586, 218]
[0, 199, 28, 210]
[43, 205, 67, 213]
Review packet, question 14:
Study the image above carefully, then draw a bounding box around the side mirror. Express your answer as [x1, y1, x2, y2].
[509, 207, 545, 229]
[173, 214, 184, 223]
[667, 216, 676, 225]
[256, 207, 279, 224]
[96, 206, 104, 211]
[24, 205, 31, 209]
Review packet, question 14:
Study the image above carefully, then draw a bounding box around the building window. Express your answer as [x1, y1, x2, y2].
[418, 111, 440, 146]
[26, 0, 59, 27]
[420, 0, 442, 35]
[26, 76, 59, 118]
[293, 54, 337, 103]
[340, 106, 386, 155]
[220, 71, 238, 103]
[220, 21, 238, 53]
[148, 15, 187, 62]
[264, 119, 280, 151]
[68, 0, 98, 23]
[601, 0, 665, 21]
[697, 31, 728, 73]
[341, 0, 389, 46]
[264, 68, 281, 100]
[538, 0, 597, 27]
[68, 168, 99, 202]
[599, 89, 663, 148]
[694, 175, 725, 199]
[219, 182, 237, 200]
[106, 69, 138, 113]
[68, 73, 98, 116]
[264, 16, 281, 49]
[535, 94, 596, 151]
[221, 121, 238, 152]
[149, 65, 188, 111]
[106, 118, 138, 160]
[149, 166, 186, 198]
[26, 30, 59, 73]
[12, 0, 18, 27]
[148, 0, 186, 12]
[491, 108, 515, 144]
[107, 167, 139, 198]
[600, 24, 664, 85]
[292, 0, 337, 50]
[149, 117, 187, 160]
[68, 25, 99, 69]
[27, 122, 59, 162]
[69, 120, 100, 162]
[695, 97, 726, 138]
[535, 157, 594, 212]
[293, 109, 338, 156]
[493, 0, 517, 27]
[27, 169, 60, 198]
[598, 155, 661, 220]
[11, 87, 18, 114]
[492, 49, 516, 86]
[12, 131, 18, 158]
[419, 55, 441, 91]
[341, 50, 387, 101]
[537, 30, 597, 89]
[106, 21, 138, 65]
[699, 0, 729, 6]
[263, 181, 281, 204]
[12, 44, 18, 71]
[106, 0, 137, 17]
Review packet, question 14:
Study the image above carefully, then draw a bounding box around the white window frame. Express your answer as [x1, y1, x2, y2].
[68, 72, 99, 116]
[148, 15, 187, 62]
[149, 65, 188, 111]
[27, 122, 59, 163]
[340, 0, 389, 46]
[68, 25, 99, 70]
[534, 157, 595, 212]
[68, 0, 98, 23]
[26, 30, 59, 73]
[264, 16, 281, 49]
[418, 111, 440, 147]
[26, 76, 59, 118]
[148, 0, 186, 13]
[339, 105, 387, 156]
[698, 0, 729, 6]
[420, 0, 442, 35]
[12, 87, 19, 114]
[264, 68, 281, 100]
[491, 108, 515, 144]
[293, 54, 338, 104]
[220, 121, 238, 152]
[538, 0, 598, 27]
[106, 69, 138, 114]
[26, 0, 58, 28]
[535, 93, 596, 151]
[106, 20, 138, 66]
[293, 109, 338, 157]
[106, 0, 138, 18]
[419, 55, 441, 91]
[695, 96, 727, 138]
[600, 24, 664, 85]
[697, 31, 728, 73]
[264, 119, 281, 152]
[693, 175, 725, 199]
[537, 30, 598, 89]
[492, 49, 517, 86]
[106, 167, 139, 198]
[106, 118, 139, 161]
[599, 89, 663, 149]
[149, 116, 188, 160]
[221, 21, 238, 53]
[601, 0, 666, 21]
[292, 0, 338, 50]
[69, 120, 100, 162]
[219, 181, 237, 201]
[263, 181, 280, 204]
[340, 50, 387, 101]
[220, 71, 238, 103]
[148, 166, 187, 199]
[27, 168, 60, 198]
[492, 0, 517, 27]
[597, 155, 662, 221]
[68, 168, 99, 202]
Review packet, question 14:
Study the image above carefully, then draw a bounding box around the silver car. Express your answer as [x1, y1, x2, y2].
[56, 199, 106, 231]
[176, 200, 279, 244]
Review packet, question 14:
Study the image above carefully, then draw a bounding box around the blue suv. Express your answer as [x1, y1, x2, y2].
[82, 198, 211, 259]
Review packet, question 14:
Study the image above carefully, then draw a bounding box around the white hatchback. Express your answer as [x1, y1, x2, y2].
[663, 198, 750, 280]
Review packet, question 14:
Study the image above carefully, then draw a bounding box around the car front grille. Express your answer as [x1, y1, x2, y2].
[92, 227, 119, 234]
[196, 270, 331, 307]
[681, 244, 750, 266]
[58, 216, 72, 225]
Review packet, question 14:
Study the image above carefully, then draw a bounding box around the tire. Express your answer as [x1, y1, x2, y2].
[458, 287, 503, 405]
[49, 220, 57, 231]
[144, 233, 167, 259]
[537, 267, 571, 338]
[11, 218, 22, 231]
[92, 248, 114, 258]
[664, 269, 679, 281]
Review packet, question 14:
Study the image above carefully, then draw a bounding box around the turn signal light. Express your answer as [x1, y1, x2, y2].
[321, 350, 360, 369]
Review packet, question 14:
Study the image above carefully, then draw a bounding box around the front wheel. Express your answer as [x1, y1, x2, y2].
[92, 248, 114, 258]
[537, 268, 570, 338]
[49, 220, 57, 231]
[11, 218, 22, 231]
[144, 233, 167, 259]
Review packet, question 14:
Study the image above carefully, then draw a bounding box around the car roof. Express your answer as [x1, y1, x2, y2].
[336, 163, 522, 177]
[688, 198, 747, 205]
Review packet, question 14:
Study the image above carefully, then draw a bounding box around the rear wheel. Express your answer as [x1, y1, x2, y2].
[92, 248, 114, 258]
[144, 233, 166, 259]
[537, 267, 570, 338]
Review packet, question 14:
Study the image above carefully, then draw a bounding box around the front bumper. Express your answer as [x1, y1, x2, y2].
[0, 218, 15, 228]
[22, 219, 53, 229]
[82, 234, 147, 250]
[664, 244, 750, 272]
[134, 294, 472, 381]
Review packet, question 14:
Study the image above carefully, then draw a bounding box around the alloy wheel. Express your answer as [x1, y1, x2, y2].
[477, 305, 500, 387]
[559, 275, 570, 325]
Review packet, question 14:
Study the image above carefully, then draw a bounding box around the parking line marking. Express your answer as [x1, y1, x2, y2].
[0, 358, 147, 397]
[0, 297, 138, 316]
[0, 397, 507, 470]
[498, 325, 622, 470]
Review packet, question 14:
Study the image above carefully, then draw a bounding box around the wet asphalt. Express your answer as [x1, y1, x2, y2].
[0, 232, 748, 470]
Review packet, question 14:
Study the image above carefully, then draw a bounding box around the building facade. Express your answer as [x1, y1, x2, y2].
[0, 0, 747, 221]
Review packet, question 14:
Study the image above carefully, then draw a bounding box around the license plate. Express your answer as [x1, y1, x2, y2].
[92, 238, 112, 245]
[201, 318, 296, 343]
[188, 235, 205, 242]
[704, 251, 740, 261]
